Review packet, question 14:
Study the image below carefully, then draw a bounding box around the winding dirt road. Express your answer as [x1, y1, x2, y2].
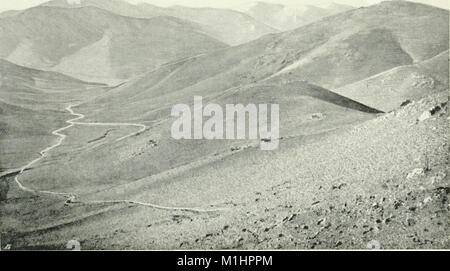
[13, 104, 222, 213]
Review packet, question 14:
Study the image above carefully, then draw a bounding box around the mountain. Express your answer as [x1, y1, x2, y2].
[258, 1, 449, 89]
[139, 4, 279, 46]
[42, 0, 278, 46]
[235, 1, 354, 31]
[82, 1, 448, 122]
[42, 0, 151, 18]
[333, 50, 449, 112]
[0, 6, 227, 83]
[0, 59, 96, 91]
[0, 10, 22, 18]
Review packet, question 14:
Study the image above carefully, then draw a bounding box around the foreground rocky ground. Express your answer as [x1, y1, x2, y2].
[187, 92, 449, 249]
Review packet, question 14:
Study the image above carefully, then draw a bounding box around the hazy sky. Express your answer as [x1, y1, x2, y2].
[0, 0, 448, 13]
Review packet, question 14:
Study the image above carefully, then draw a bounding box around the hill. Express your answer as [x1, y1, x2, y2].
[81, 1, 448, 122]
[43, 0, 278, 46]
[264, 1, 448, 88]
[0, 6, 227, 83]
[140, 4, 279, 46]
[333, 50, 449, 112]
[42, 0, 152, 18]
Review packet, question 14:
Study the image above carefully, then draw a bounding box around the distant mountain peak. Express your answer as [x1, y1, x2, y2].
[235, 1, 354, 31]
[67, 0, 81, 5]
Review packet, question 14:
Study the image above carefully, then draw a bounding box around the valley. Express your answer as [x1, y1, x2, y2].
[0, 0, 448, 250]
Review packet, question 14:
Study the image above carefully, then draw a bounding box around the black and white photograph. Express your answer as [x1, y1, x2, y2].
[0, 0, 448, 253]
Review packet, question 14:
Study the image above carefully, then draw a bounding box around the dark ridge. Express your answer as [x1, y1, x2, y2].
[286, 81, 385, 114]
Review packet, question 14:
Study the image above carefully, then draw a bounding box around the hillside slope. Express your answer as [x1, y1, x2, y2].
[2, 91, 447, 249]
[10, 73, 380, 199]
[265, 2, 448, 88]
[333, 50, 449, 112]
[0, 59, 106, 171]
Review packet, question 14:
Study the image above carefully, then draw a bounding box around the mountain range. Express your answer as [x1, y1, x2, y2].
[42, 0, 279, 46]
[0, 5, 227, 83]
[235, 1, 353, 31]
[78, 1, 448, 122]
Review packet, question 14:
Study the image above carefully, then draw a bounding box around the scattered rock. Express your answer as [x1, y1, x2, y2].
[331, 183, 347, 190]
[147, 140, 158, 147]
[423, 196, 433, 204]
[417, 111, 432, 122]
[309, 113, 325, 121]
[407, 168, 425, 179]
[394, 200, 403, 209]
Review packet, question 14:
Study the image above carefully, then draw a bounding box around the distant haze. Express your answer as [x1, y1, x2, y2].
[0, 0, 448, 13]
